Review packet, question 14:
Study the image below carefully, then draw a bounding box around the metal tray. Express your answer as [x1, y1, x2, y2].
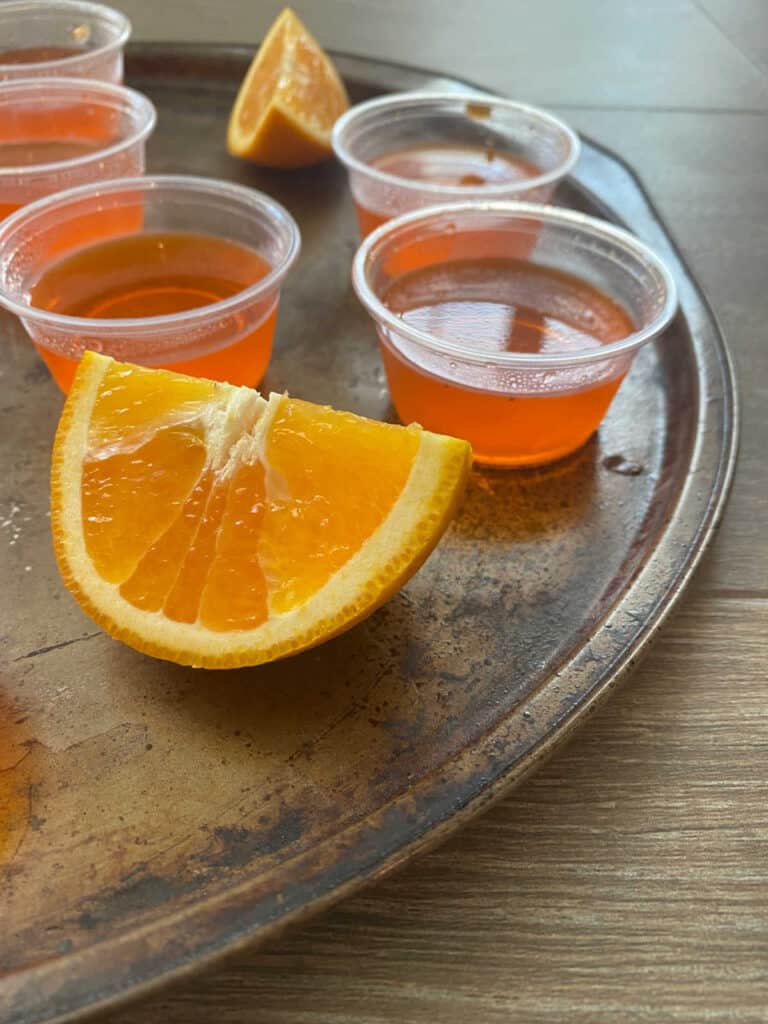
[0, 45, 738, 1024]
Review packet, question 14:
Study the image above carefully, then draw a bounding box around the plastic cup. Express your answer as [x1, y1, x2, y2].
[0, 1, 131, 83]
[352, 201, 677, 468]
[0, 78, 155, 220]
[332, 91, 580, 237]
[0, 175, 301, 392]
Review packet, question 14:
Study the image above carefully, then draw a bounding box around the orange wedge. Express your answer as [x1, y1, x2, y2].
[51, 353, 471, 669]
[227, 7, 349, 168]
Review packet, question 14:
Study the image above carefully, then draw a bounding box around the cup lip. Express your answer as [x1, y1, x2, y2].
[0, 0, 131, 76]
[0, 77, 156, 180]
[332, 91, 581, 198]
[0, 174, 302, 332]
[351, 200, 678, 370]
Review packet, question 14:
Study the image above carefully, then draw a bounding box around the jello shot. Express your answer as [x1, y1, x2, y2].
[333, 92, 579, 236]
[0, 175, 301, 392]
[0, 1, 131, 83]
[352, 202, 677, 467]
[0, 78, 155, 219]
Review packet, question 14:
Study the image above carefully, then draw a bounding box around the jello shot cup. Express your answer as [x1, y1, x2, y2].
[0, 175, 301, 392]
[0, 78, 155, 219]
[333, 91, 579, 237]
[352, 201, 677, 467]
[0, 1, 131, 83]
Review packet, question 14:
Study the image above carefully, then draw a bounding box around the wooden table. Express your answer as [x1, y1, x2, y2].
[111, 2, 767, 1021]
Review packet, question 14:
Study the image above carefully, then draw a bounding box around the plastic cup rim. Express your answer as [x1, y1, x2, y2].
[0, 0, 131, 76]
[351, 199, 679, 370]
[0, 77, 156, 180]
[0, 174, 302, 333]
[332, 90, 581, 198]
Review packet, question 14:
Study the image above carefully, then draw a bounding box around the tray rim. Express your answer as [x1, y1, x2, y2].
[2, 42, 739, 1024]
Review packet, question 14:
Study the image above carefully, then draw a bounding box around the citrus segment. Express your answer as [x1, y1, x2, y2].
[198, 463, 269, 631]
[82, 428, 206, 584]
[259, 398, 421, 613]
[89, 361, 218, 450]
[162, 478, 231, 626]
[119, 470, 214, 613]
[52, 353, 471, 668]
[227, 8, 349, 168]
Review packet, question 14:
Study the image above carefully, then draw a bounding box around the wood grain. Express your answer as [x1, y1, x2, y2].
[105, 1, 766, 1021]
[111, 591, 768, 1024]
[546, 107, 768, 595]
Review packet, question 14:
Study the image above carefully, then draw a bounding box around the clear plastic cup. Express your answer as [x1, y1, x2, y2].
[352, 201, 677, 468]
[0, 175, 301, 392]
[0, 1, 131, 83]
[332, 91, 580, 237]
[0, 78, 155, 220]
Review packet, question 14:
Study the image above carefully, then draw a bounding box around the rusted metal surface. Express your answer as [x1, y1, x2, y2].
[0, 46, 738, 1024]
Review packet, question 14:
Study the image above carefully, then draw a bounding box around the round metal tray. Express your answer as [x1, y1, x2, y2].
[0, 45, 738, 1024]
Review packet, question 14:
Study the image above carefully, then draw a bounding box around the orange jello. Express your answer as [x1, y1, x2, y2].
[0, 175, 300, 393]
[352, 201, 678, 467]
[30, 231, 277, 391]
[333, 92, 579, 236]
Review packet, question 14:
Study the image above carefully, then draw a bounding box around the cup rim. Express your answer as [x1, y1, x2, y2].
[332, 91, 581, 198]
[0, 0, 131, 76]
[0, 174, 302, 331]
[351, 200, 678, 370]
[0, 78, 156, 180]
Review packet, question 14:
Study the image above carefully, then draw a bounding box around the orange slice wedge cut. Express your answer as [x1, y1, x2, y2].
[227, 7, 349, 168]
[51, 353, 471, 668]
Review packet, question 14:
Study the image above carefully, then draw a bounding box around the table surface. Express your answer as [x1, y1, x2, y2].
[106, 2, 767, 1022]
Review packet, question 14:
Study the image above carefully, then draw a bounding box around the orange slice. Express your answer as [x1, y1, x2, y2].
[51, 353, 471, 668]
[227, 7, 349, 168]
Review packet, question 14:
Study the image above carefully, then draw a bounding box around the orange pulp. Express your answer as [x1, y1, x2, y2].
[381, 257, 635, 466]
[355, 143, 540, 236]
[29, 231, 276, 392]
